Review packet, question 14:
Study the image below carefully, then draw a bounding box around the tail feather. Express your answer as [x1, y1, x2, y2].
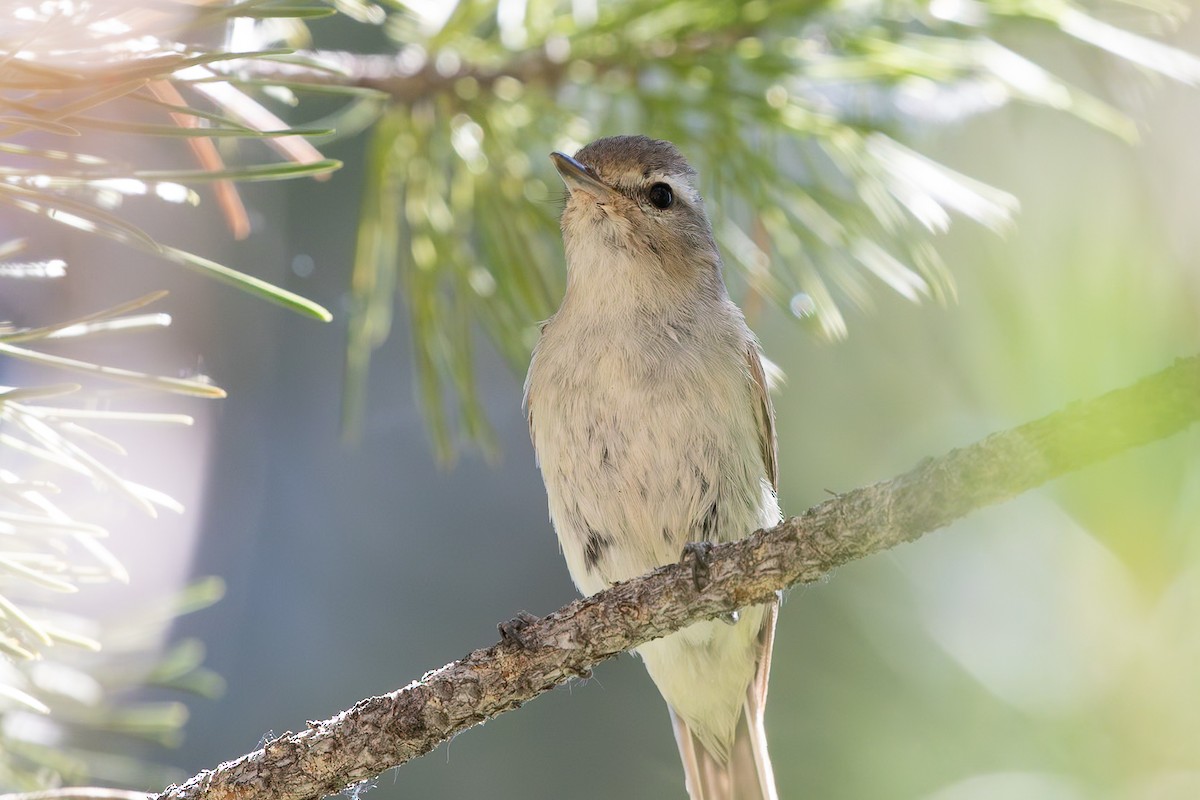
[670, 602, 779, 800]
[671, 708, 707, 800]
[671, 703, 777, 800]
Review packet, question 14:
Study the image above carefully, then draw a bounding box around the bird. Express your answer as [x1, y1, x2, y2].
[523, 134, 781, 800]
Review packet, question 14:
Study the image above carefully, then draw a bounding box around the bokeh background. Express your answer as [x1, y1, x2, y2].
[3, 2, 1200, 799]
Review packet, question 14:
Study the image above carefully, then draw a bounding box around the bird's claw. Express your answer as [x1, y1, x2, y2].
[681, 543, 737, 623]
[681, 541, 714, 592]
[498, 611, 540, 649]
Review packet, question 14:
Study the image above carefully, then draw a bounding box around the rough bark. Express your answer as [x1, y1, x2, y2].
[155, 355, 1200, 800]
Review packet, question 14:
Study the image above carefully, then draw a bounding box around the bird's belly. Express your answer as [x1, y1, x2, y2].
[533, 363, 776, 598]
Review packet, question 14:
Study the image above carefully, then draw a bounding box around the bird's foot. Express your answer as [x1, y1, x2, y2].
[680, 541, 714, 592]
[498, 611, 540, 648]
[681, 542, 739, 624]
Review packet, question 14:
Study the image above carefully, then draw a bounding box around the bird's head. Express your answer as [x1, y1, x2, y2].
[550, 135, 722, 290]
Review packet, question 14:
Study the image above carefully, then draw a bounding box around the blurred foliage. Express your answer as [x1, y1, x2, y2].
[0, 578, 226, 790]
[752, 75, 1200, 797]
[0, 0, 361, 320]
[342, 0, 1200, 459]
[0, 0, 361, 789]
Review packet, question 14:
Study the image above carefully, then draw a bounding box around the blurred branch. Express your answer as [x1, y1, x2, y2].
[143, 354, 1200, 800]
[214, 29, 752, 101]
[214, 49, 579, 99]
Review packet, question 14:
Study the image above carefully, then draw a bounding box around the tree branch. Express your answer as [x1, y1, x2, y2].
[157, 355, 1200, 800]
[222, 30, 750, 103]
[234, 50, 576, 103]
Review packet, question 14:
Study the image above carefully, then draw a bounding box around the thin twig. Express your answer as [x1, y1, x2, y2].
[141, 354, 1198, 800]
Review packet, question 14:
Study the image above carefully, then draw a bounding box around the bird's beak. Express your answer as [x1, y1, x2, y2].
[550, 152, 618, 201]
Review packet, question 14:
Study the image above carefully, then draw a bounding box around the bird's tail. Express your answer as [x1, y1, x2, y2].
[669, 602, 778, 800]
[670, 696, 777, 800]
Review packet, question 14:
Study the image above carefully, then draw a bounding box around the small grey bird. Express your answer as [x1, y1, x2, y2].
[524, 135, 781, 800]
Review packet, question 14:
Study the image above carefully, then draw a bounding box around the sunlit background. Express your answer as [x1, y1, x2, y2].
[2, 1, 1199, 798]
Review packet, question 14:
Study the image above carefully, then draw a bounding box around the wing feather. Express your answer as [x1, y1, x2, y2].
[745, 344, 778, 492]
[523, 324, 548, 455]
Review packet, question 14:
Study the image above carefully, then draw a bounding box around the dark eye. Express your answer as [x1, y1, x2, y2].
[647, 182, 674, 209]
